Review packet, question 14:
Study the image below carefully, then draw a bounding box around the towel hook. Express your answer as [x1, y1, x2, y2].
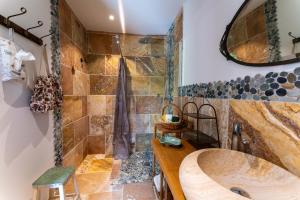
[7, 7, 27, 21]
[288, 32, 300, 44]
[27, 20, 43, 32]
[40, 31, 54, 39]
[288, 32, 297, 39]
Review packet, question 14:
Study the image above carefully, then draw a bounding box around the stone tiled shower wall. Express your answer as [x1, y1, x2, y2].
[60, 0, 89, 168]
[87, 32, 166, 155]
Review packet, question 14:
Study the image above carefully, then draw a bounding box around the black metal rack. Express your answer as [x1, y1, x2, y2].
[182, 102, 221, 148]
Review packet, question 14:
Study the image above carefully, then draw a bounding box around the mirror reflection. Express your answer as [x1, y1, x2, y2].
[226, 0, 300, 65]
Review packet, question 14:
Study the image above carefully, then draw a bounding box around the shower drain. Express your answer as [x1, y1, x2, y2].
[230, 187, 251, 199]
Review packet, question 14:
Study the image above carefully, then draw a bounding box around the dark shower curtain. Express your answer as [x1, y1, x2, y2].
[113, 57, 130, 160]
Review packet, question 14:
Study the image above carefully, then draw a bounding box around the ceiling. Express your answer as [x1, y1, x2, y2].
[66, 0, 184, 35]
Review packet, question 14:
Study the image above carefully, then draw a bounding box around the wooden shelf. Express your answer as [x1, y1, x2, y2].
[152, 139, 196, 200]
[183, 113, 216, 119]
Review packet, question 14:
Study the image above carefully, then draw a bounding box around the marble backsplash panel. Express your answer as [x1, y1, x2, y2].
[229, 100, 300, 177]
[177, 96, 300, 177]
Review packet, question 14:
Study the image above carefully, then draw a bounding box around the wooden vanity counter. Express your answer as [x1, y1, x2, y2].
[152, 139, 196, 200]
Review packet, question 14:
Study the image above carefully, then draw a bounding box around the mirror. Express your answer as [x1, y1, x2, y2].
[220, 0, 300, 66]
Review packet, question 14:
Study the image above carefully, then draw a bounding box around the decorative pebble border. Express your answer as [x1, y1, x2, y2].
[50, 0, 63, 166]
[165, 19, 176, 103]
[265, 0, 281, 62]
[178, 67, 300, 102]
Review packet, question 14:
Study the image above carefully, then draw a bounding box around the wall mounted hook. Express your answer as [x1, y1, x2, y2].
[40, 31, 54, 40]
[26, 20, 43, 32]
[71, 66, 75, 75]
[288, 32, 300, 44]
[288, 32, 297, 39]
[0, 7, 43, 45]
[7, 7, 27, 21]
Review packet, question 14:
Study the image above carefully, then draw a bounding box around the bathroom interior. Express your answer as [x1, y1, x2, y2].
[1, 0, 300, 199]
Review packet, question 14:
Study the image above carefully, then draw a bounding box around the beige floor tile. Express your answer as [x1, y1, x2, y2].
[77, 155, 113, 174]
[65, 172, 111, 195]
[88, 190, 123, 200]
[101, 183, 124, 193]
[111, 160, 122, 180]
[62, 155, 156, 200]
[123, 182, 156, 200]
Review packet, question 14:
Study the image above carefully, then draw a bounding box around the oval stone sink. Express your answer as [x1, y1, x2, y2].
[179, 149, 300, 200]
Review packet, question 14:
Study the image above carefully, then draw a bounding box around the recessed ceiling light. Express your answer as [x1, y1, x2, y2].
[109, 15, 115, 21]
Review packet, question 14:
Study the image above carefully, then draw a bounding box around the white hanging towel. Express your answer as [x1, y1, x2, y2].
[0, 29, 35, 81]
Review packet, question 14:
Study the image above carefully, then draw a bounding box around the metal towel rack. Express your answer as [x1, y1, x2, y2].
[0, 7, 45, 45]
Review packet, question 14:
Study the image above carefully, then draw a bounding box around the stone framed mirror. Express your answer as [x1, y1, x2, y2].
[220, 0, 300, 66]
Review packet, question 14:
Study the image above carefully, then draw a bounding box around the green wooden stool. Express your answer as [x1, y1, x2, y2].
[32, 167, 81, 200]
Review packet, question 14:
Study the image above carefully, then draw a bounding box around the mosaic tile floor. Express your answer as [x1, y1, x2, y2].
[113, 151, 160, 185]
[59, 154, 157, 200]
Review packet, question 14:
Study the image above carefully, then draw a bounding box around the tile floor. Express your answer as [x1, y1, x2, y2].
[59, 155, 157, 200]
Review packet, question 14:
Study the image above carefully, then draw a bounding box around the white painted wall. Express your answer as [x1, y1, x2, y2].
[182, 0, 299, 85]
[0, 0, 54, 199]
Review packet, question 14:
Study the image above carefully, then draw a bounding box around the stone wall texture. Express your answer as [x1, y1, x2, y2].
[60, 0, 89, 168]
[59, 0, 167, 161]
[86, 32, 166, 155]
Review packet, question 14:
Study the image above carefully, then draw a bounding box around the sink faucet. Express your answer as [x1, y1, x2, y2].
[231, 122, 242, 151]
[231, 122, 252, 154]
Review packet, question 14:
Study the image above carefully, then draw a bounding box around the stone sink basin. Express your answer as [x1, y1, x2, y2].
[179, 149, 300, 200]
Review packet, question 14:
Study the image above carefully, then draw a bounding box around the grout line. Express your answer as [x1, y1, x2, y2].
[86, 52, 166, 58]
[88, 74, 166, 78]
[60, 30, 86, 54]
[72, 68, 89, 75]
[63, 138, 87, 159]
[62, 115, 89, 128]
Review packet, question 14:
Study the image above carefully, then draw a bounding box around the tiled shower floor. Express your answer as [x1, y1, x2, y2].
[60, 154, 157, 200]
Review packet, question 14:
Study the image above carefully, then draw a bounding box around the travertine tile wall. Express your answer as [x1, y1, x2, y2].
[86, 32, 167, 155]
[172, 12, 183, 98]
[60, 0, 89, 168]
